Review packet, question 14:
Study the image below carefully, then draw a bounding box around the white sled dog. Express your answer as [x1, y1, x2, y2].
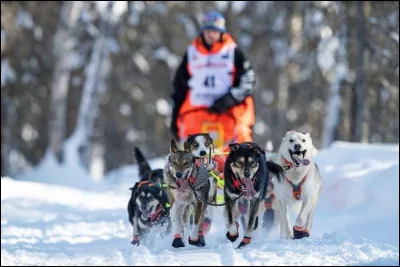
[271, 130, 322, 239]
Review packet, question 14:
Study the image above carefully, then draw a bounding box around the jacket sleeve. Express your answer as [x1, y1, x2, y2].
[231, 47, 256, 102]
[170, 53, 190, 136]
[208, 47, 256, 113]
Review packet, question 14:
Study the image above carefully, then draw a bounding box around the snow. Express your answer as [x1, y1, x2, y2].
[153, 46, 180, 69]
[177, 15, 198, 40]
[317, 36, 339, 75]
[232, 1, 247, 14]
[119, 103, 132, 116]
[96, 1, 127, 22]
[2, 141, 399, 265]
[390, 32, 399, 43]
[132, 52, 150, 74]
[16, 10, 34, 29]
[1, 59, 17, 86]
[156, 98, 170, 116]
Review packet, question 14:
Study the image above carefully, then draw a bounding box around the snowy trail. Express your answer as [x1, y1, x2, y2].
[1, 142, 399, 265]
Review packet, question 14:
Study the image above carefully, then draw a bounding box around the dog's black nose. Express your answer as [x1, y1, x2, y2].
[244, 171, 250, 178]
[294, 144, 301, 151]
[200, 150, 206, 157]
[176, 172, 183, 179]
[141, 204, 147, 210]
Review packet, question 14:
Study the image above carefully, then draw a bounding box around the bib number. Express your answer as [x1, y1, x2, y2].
[203, 75, 216, 89]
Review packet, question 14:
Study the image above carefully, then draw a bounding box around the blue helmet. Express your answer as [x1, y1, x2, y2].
[200, 11, 226, 33]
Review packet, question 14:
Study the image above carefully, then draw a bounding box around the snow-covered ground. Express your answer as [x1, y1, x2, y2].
[1, 141, 399, 265]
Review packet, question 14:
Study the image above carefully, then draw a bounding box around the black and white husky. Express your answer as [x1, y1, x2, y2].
[223, 142, 284, 248]
[127, 147, 170, 246]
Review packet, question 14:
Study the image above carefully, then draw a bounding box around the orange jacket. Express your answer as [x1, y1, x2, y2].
[171, 33, 256, 148]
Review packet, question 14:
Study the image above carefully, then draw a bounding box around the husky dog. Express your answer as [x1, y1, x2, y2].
[223, 142, 284, 248]
[127, 147, 171, 246]
[271, 130, 322, 239]
[186, 133, 219, 234]
[164, 139, 210, 248]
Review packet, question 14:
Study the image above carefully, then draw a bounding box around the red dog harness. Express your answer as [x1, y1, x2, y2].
[286, 176, 307, 200]
[282, 157, 307, 200]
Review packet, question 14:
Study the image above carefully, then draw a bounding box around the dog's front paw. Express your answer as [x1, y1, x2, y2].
[130, 235, 140, 246]
[172, 234, 185, 248]
[237, 236, 251, 249]
[226, 222, 240, 242]
[293, 226, 310, 239]
[226, 231, 239, 242]
[188, 234, 206, 247]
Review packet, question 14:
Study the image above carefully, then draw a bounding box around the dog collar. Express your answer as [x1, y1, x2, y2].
[282, 157, 294, 170]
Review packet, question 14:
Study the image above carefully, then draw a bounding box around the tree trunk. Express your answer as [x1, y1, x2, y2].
[73, 1, 114, 176]
[352, 1, 368, 142]
[49, 1, 83, 163]
[321, 3, 348, 148]
[1, 97, 15, 176]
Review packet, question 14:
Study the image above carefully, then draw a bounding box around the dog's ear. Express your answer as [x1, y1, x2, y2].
[229, 143, 240, 151]
[183, 141, 191, 153]
[253, 146, 265, 156]
[187, 134, 195, 144]
[204, 133, 214, 145]
[170, 139, 179, 153]
[285, 130, 296, 137]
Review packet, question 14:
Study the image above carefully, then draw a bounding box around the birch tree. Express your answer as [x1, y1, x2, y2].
[321, 2, 349, 148]
[71, 1, 115, 178]
[49, 1, 83, 163]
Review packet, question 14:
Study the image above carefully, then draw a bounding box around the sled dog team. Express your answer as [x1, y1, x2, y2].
[127, 130, 322, 249]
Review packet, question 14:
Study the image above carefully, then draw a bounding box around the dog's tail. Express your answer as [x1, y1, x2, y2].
[134, 147, 152, 178]
[266, 160, 284, 183]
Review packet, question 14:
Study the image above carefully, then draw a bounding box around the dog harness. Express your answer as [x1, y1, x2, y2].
[286, 176, 307, 200]
[281, 157, 309, 200]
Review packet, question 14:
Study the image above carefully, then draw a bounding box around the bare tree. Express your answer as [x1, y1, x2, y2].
[321, 2, 349, 148]
[71, 1, 114, 178]
[352, 1, 368, 142]
[49, 1, 83, 162]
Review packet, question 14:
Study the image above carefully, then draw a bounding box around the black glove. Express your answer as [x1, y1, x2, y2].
[208, 92, 239, 114]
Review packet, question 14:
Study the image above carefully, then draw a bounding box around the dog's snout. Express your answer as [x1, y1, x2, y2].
[141, 203, 147, 210]
[200, 150, 206, 157]
[176, 171, 183, 179]
[244, 171, 250, 178]
[294, 144, 301, 151]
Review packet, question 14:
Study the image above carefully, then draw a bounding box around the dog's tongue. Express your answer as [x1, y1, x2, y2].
[150, 213, 158, 221]
[176, 179, 188, 190]
[292, 154, 301, 166]
[241, 178, 256, 197]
